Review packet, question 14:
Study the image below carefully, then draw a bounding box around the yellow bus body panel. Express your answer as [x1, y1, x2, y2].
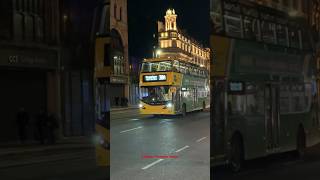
[95, 124, 110, 166]
[139, 101, 175, 115]
[95, 37, 112, 78]
[210, 35, 231, 77]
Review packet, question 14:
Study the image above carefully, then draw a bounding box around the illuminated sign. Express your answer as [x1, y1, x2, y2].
[159, 75, 167, 81]
[143, 75, 167, 82]
[228, 81, 244, 93]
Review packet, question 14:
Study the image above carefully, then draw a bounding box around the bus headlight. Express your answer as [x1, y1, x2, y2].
[166, 103, 173, 108]
[139, 103, 143, 108]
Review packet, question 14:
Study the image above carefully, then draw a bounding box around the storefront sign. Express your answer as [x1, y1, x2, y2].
[8, 55, 49, 66]
[0, 48, 58, 69]
[228, 81, 245, 93]
[110, 76, 128, 84]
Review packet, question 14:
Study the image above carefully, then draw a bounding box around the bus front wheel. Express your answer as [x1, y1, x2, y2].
[229, 135, 244, 172]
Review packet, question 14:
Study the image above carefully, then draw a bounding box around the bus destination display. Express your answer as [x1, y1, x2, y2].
[143, 75, 167, 82]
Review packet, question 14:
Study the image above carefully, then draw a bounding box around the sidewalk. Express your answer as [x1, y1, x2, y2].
[0, 136, 94, 169]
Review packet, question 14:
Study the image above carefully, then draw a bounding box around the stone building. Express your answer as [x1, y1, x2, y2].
[157, 9, 211, 70]
[60, 0, 100, 136]
[109, 0, 129, 107]
[0, 0, 61, 142]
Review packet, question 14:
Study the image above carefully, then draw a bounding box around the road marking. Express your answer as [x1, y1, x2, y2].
[160, 120, 169, 124]
[196, 137, 207, 142]
[120, 126, 143, 133]
[175, 145, 190, 153]
[143, 155, 178, 159]
[141, 159, 164, 170]
[129, 118, 140, 121]
[160, 119, 174, 124]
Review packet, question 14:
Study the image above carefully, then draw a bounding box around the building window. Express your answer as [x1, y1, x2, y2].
[38, 0, 43, 15]
[27, 0, 32, 12]
[25, 14, 34, 41]
[177, 40, 181, 48]
[30, 0, 34, 13]
[114, 4, 117, 19]
[301, 0, 306, 13]
[120, 7, 122, 21]
[172, 40, 177, 47]
[13, 13, 24, 40]
[34, 0, 38, 14]
[292, 0, 298, 10]
[23, 0, 27, 11]
[104, 44, 111, 66]
[15, 0, 22, 11]
[169, 40, 172, 47]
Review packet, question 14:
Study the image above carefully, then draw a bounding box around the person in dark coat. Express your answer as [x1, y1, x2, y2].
[36, 110, 47, 144]
[16, 107, 29, 143]
[115, 97, 119, 106]
[46, 114, 58, 144]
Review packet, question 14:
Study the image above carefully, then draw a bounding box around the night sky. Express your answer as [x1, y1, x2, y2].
[128, 0, 210, 59]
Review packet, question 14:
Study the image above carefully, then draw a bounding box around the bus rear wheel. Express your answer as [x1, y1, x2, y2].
[229, 135, 244, 172]
[182, 104, 186, 117]
[296, 126, 306, 158]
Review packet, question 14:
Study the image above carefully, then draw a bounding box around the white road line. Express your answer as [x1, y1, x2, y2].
[120, 126, 143, 133]
[175, 145, 190, 153]
[129, 118, 140, 121]
[196, 137, 207, 143]
[141, 159, 164, 170]
[160, 120, 169, 124]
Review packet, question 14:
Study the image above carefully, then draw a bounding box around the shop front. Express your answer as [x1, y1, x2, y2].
[0, 47, 60, 142]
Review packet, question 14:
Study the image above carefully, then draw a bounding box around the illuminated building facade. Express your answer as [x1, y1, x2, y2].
[109, 0, 129, 106]
[157, 9, 210, 69]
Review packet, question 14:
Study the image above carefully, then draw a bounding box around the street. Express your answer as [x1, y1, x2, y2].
[110, 108, 210, 180]
[0, 108, 209, 180]
[213, 143, 320, 180]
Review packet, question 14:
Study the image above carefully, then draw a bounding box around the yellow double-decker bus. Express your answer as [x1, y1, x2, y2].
[139, 57, 210, 116]
[210, 0, 320, 172]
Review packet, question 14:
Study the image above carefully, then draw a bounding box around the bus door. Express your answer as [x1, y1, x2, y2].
[265, 84, 280, 152]
[174, 87, 181, 112]
[212, 80, 226, 157]
[193, 88, 198, 108]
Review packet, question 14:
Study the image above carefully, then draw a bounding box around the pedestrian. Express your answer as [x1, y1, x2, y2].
[120, 97, 124, 106]
[16, 107, 29, 143]
[124, 97, 128, 107]
[47, 113, 58, 144]
[115, 97, 119, 106]
[36, 109, 47, 144]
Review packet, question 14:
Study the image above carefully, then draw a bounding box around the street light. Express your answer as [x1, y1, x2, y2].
[156, 49, 162, 57]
